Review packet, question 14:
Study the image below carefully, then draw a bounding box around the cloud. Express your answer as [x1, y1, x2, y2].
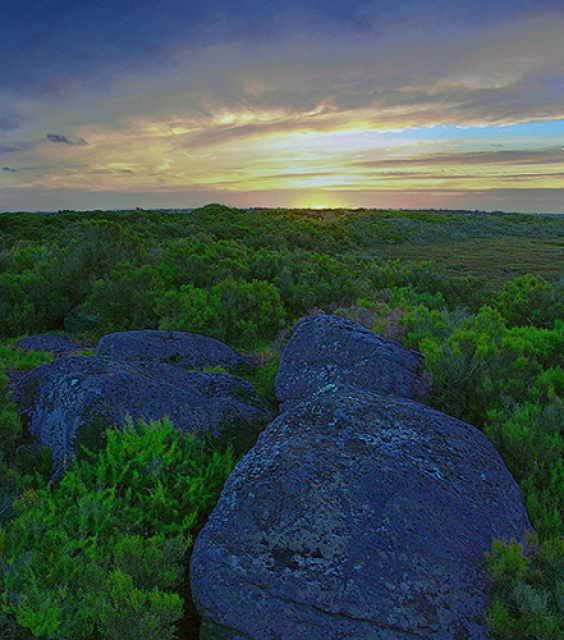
[0, 143, 26, 154]
[3, 9, 564, 138]
[354, 148, 564, 169]
[2, 166, 17, 172]
[46, 134, 89, 146]
[145, 12, 564, 137]
[2, 0, 563, 99]
[0, 105, 26, 132]
[2, 3, 564, 212]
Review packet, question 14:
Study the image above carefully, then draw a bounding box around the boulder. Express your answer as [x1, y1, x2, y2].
[275, 314, 426, 411]
[190, 387, 532, 640]
[14, 333, 90, 355]
[97, 330, 253, 370]
[15, 356, 272, 468]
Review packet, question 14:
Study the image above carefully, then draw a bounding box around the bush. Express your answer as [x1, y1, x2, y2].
[84, 262, 159, 334]
[486, 536, 564, 640]
[494, 274, 561, 328]
[155, 284, 222, 335]
[0, 419, 235, 639]
[0, 344, 55, 489]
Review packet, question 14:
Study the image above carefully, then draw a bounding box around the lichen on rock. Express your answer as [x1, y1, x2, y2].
[191, 315, 533, 640]
[275, 313, 426, 411]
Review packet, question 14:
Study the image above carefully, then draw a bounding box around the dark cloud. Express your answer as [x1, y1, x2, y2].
[2, 0, 563, 96]
[46, 134, 89, 146]
[90, 168, 135, 174]
[2, 166, 17, 172]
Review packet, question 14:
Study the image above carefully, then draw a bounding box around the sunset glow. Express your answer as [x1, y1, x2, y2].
[2, 3, 564, 212]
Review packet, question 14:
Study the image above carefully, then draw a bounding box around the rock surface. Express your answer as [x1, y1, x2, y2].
[275, 314, 426, 411]
[97, 330, 253, 370]
[15, 355, 272, 467]
[191, 314, 532, 640]
[12, 319, 535, 638]
[14, 333, 90, 355]
[191, 387, 532, 640]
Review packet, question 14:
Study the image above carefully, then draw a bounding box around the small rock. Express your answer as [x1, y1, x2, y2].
[97, 329, 254, 370]
[14, 333, 90, 355]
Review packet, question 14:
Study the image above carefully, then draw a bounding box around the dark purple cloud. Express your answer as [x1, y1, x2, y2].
[2, 166, 18, 172]
[46, 134, 88, 146]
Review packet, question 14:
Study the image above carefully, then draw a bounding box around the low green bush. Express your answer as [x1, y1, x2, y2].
[0, 419, 235, 639]
[486, 536, 564, 640]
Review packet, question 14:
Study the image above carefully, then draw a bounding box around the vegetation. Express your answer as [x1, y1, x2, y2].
[0, 420, 234, 639]
[1, 204, 564, 638]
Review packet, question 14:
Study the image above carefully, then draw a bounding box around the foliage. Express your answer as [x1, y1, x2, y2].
[2, 206, 564, 636]
[0, 344, 55, 499]
[84, 262, 159, 334]
[395, 300, 564, 638]
[155, 284, 222, 335]
[211, 277, 286, 348]
[494, 274, 563, 328]
[155, 277, 286, 349]
[0, 419, 235, 639]
[486, 536, 564, 639]
[239, 348, 280, 410]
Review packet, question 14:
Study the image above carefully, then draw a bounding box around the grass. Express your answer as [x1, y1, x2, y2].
[376, 236, 564, 288]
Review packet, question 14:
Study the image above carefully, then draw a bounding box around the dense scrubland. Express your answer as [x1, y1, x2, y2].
[1, 204, 564, 638]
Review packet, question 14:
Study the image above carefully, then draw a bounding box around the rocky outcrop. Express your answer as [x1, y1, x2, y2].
[275, 314, 426, 411]
[15, 354, 271, 469]
[97, 330, 254, 370]
[12, 318, 535, 638]
[191, 314, 532, 640]
[14, 333, 90, 355]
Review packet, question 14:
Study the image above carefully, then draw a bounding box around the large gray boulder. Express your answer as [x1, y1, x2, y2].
[97, 330, 253, 370]
[15, 356, 272, 468]
[191, 387, 532, 640]
[275, 314, 426, 411]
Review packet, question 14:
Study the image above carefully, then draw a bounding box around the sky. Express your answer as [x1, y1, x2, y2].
[1, 0, 564, 213]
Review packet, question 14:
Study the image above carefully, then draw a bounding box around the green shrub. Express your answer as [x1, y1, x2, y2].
[212, 277, 286, 348]
[84, 262, 159, 335]
[494, 274, 560, 328]
[155, 284, 222, 335]
[486, 536, 564, 640]
[0, 344, 55, 488]
[155, 236, 250, 290]
[0, 419, 235, 639]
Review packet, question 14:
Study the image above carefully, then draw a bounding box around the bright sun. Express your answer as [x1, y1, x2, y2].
[295, 194, 345, 210]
